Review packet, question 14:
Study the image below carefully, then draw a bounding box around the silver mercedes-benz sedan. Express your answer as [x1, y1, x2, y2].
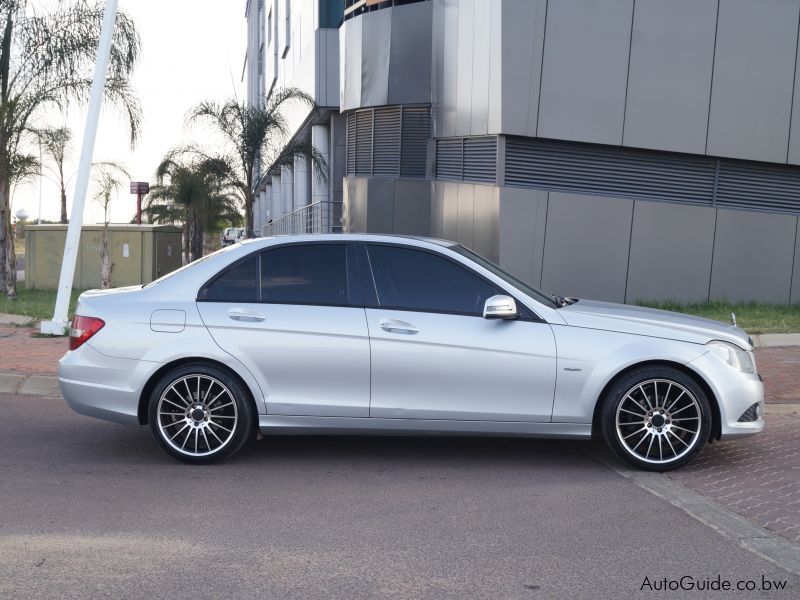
[59, 234, 764, 470]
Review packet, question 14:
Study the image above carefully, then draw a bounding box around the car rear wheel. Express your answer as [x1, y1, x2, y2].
[148, 364, 255, 464]
[600, 366, 711, 471]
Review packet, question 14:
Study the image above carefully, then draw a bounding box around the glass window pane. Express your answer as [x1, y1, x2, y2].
[200, 256, 258, 302]
[366, 245, 496, 315]
[261, 244, 348, 305]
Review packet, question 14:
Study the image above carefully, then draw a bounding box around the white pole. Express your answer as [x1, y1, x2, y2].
[37, 140, 42, 225]
[41, 0, 118, 335]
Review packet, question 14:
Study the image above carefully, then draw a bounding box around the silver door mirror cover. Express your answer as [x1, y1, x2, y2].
[483, 295, 518, 320]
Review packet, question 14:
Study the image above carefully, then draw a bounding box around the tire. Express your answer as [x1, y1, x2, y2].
[600, 366, 712, 472]
[148, 363, 256, 464]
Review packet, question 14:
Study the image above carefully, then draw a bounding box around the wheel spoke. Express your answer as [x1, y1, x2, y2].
[667, 429, 689, 447]
[645, 434, 655, 459]
[670, 424, 698, 435]
[623, 426, 647, 440]
[623, 394, 649, 414]
[638, 384, 654, 410]
[210, 402, 234, 412]
[168, 422, 190, 441]
[670, 403, 695, 416]
[664, 432, 677, 458]
[665, 390, 685, 412]
[671, 417, 699, 422]
[169, 385, 190, 406]
[619, 407, 646, 418]
[201, 428, 211, 451]
[207, 389, 227, 407]
[210, 422, 233, 434]
[207, 426, 224, 445]
[183, 379, 194, 403]
[657, 435, 663, 461]
[630, 431, 649, 452]
[202, 380, 215, 404]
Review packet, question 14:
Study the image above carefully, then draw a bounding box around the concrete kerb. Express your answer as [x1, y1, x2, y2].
[0, 373, 61, 397]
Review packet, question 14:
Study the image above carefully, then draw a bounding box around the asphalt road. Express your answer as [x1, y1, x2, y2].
[0, 392, 797, 599]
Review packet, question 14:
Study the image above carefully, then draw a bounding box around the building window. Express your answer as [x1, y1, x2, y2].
[320, 0, 345, 28]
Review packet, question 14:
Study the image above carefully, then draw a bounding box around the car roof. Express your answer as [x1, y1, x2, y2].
[244, 233, 457, 248]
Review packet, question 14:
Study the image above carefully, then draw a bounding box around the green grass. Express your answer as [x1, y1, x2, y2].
[638, 301, 800, 334]
[0, 288, 85, 322]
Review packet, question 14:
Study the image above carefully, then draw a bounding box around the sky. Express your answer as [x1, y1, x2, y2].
[13, 0, 247, 224]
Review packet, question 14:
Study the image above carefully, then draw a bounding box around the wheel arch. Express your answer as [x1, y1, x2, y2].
[590, 359, 721, 442]
[138, 357, 258, 425]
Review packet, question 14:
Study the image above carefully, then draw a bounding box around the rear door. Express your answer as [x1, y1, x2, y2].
[196, 243, 371, 417]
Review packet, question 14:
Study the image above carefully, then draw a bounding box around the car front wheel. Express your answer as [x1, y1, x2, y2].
[600, 366, 712, 471]
[148, 364, 255, 464]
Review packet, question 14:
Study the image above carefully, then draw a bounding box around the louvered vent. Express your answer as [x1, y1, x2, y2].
[505, 138, 716, 206]
[354, 110, 373, 175]
[463, 137, 497, 183]
[435, 139, 463, 180]
[400, 107, 431, 177]
[373, 106, 401, 177]
[346, 113, 356, 174]
[344, 105, 431, 178]
[716, 160, 800, 214]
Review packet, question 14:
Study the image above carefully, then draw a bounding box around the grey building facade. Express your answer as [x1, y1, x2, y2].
[254, 0, 800, 304]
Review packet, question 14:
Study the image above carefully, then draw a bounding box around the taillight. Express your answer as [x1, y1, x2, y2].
[69, 315, 105, 351]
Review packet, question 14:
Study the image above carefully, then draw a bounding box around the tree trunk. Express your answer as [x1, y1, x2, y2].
[190, 214, 203, 262]
[60, 186, 67, 224]
[100, 223, 113, 289]
[245, 186, 253, 239]
[0, 171, 15, 299]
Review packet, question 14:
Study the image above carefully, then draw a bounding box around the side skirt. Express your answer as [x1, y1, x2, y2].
[258, 415, 592, 439]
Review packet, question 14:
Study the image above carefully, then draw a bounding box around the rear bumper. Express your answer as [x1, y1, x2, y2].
[689, 352, 765, 439]
[58, 343, 159, 426]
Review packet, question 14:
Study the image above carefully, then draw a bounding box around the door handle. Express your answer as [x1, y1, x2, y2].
[379, 319, 419, 335]
[227, 307, 266, 322]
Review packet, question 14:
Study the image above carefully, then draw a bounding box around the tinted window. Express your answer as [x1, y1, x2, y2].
[200, 256, 258, 302]
[366, 245, 496, 315]
[261, 244, 348, 305]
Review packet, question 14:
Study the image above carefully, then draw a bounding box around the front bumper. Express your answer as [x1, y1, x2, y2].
[688, 351, 765, 438]
[59, 343, 159, 426]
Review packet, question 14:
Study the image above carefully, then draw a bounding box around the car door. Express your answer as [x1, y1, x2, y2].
[196, 243, 371, 417]
[362, 243, 557, 422]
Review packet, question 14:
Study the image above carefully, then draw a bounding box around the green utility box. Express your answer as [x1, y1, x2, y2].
[25, 224, 182, 289]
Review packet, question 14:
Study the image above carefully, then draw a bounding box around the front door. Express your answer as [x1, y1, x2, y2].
[363, 244, 557, 422]
[197, 243, 370, 417]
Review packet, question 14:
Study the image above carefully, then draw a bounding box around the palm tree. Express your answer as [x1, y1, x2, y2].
[0, 0, 141, 299]
[144, 153, 242, 263]
[188, 88, 327, 238]
[37, 126, 72, 224]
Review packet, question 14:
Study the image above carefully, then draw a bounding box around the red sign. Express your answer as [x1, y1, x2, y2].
[130, 181, 150, 195]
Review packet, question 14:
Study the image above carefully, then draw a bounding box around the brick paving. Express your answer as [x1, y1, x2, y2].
[758, 347, 800, 403]
[0, 325, 64, 375]
[669, 407, 800, 544]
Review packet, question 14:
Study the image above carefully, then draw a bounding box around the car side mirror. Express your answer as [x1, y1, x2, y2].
[483, 295, 518, 320]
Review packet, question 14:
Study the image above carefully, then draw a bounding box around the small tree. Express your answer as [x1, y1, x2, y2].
[188, 88, 327, 238]
[91, 164, 128, 289]
[144, 152, 241, 263]
[37, 126, 72, 224]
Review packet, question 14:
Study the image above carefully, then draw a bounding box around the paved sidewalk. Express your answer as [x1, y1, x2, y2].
[0, 325, 64, 375]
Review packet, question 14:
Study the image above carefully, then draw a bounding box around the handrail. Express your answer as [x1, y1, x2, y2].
[262, 201, 343, 236]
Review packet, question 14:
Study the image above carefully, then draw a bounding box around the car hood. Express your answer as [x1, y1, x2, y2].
[557, 300, 751, 349]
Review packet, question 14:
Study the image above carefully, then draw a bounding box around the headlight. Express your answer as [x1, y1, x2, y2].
[707, 340, 755, 373]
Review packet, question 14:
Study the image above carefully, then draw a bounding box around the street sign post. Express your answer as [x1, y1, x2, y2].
[130, 181, 150, 225]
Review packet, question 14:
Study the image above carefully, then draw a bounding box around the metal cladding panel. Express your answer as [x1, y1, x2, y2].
[537, 0, 633, 145]
[457, 184, 475, 247]
[500, 0, 547, 137]
[623, 0, 717, 154]
[400, 107, 431, 178]
[366, 178, 395, 233]
[392, 179, 432, 236]
[340, 16, 362, 111]
[431, 181, 445, 238]
[440, 0, 459, 137]
[710, 209, 797, 303]
[431, 0, 446, 137]
[442, 180, 459, 241]
[716, 160, 800, 214]
[707, 0, 800, 163]
[373, 107, 401, 177]
[455, 0, 475, 136]
[541, 192, 633, 303]
[487, 0, 503, 134]
[504, 138, 715, 206]
[388, 2, 433, 106]
[498, 187, 548, 287]
[472, 184, 500, 261]
[359, 9, 391, 107]
[346, 113, 356, 174]
[469, 0, 491, 135]
[626, 201, 716, 303]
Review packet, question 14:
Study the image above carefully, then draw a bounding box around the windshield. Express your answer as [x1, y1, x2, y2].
[451, 245, 558, 309]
